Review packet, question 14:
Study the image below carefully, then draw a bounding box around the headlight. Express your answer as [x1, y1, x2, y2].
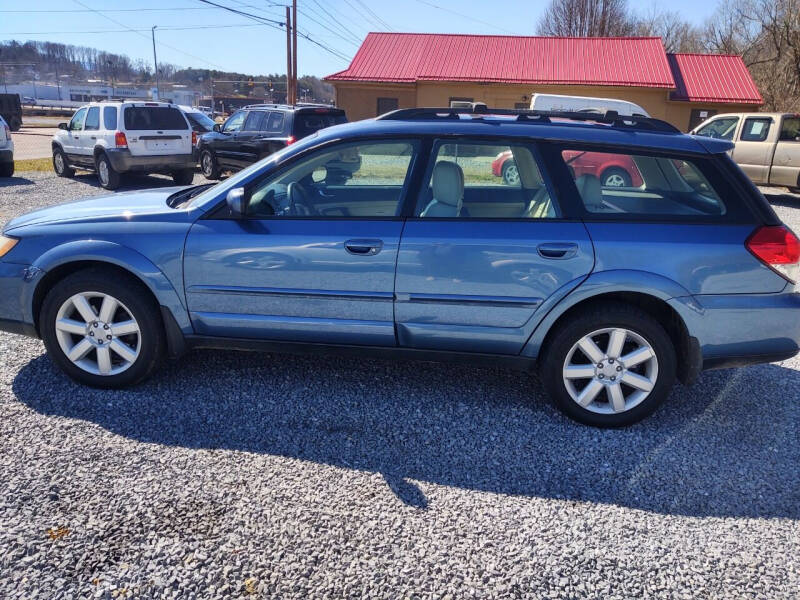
[0, 235, 18, 258]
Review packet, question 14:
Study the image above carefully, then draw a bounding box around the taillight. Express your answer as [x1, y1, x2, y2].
[115, 131, 128, 148]
[746, 225, 800, 283]
[286, 135, 296, 145]
[191, 131, 197, 145]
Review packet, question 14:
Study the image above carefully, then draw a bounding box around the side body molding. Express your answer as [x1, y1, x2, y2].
[24, 240, 192, 333]
[521, 269, 693, 358]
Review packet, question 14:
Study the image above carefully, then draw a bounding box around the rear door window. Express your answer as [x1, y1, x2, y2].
[243, 111, 265, 131]
[293, 112, 347, 138]
[103, 106, 117, 130]
[415, 140, 558, 219]
[779, 116, 800, 141]
[123, 106, 189, 130]
[560, 149, 727, 217]
[740, 117, 771, 142]
[263, 111, 286, 133]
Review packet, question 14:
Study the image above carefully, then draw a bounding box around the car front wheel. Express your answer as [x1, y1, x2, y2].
[172, 168, 194, 185]
[601, 167, 632, 187]
[40, 268, 165, 388]
[502, 160, 520, 186]
[541, 302, 676, 427]
[53, 147, 74, 178]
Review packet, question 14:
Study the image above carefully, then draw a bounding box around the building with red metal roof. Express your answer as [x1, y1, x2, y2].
[326, 33, 763, 131]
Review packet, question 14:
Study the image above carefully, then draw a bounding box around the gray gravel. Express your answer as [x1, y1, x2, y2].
[0, 172, 799, 599]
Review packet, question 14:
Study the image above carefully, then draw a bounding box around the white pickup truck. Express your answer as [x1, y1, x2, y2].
[691, 112, 800, 193]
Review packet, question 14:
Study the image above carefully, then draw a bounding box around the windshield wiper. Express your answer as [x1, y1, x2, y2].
[167, 183, 216, 208]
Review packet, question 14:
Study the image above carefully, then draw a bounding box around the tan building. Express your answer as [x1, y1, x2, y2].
[326, 34, 763, 131]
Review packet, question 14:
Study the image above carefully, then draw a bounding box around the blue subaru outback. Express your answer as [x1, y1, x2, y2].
[1, 107, 798, 427]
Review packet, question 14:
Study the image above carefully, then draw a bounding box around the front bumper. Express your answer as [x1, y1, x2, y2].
[105, 149, 195, 173]
[0, 261, 37, 337]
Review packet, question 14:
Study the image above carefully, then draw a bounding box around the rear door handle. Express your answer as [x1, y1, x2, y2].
[345, 239, 383, 256]
[537, 242, 579, 259]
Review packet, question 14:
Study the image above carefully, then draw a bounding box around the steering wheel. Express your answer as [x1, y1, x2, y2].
[286, 181, 317, 216]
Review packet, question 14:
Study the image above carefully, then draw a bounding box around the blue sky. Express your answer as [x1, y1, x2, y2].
[0, 0, 720, 77]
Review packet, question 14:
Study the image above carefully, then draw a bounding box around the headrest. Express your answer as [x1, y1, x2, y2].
[431, 161, 464, 207]
[575, 174, 602, 200]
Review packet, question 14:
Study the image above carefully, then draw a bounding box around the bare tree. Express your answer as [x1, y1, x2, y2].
[537, 0, 636, 37]
[634, 8, 705, 53]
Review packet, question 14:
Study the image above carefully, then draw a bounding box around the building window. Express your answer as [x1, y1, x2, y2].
[376, 97, 398, 115]
[514, 102, 529, 109]
[688, 109, 717, 132]
[449, 97, 474, 108]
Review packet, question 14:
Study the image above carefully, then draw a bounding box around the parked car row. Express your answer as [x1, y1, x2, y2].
[50, 101, 348, 189]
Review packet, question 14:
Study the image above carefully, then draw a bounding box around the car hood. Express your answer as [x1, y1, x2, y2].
[3, 187, 193, 232]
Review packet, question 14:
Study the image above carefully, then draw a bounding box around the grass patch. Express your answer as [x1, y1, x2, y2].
[14, 157, 53, 172]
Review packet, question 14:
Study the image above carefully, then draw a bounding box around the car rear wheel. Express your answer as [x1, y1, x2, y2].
[600, 167, 632, 187]
[0, 162, 13, 177]
[541, 302, 676, 427]
[53, 147, 74, 178]
[96, 153, 121, 190]
[40, 268, 165, 388]
[172, 168, 194, 185]
[200, 150, 221, 179]
[502, 161, 520, 186]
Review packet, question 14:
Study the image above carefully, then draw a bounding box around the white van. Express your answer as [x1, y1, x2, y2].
[529, 94, 650, 117]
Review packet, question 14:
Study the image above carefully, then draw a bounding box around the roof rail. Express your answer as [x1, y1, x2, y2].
[376, 106, 681, 133]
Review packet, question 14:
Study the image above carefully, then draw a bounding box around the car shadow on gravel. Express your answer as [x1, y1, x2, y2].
[12, 351, 800, 519]
[762, 190, 799, 208]
[69, 171, 201, 192]
[0, 176, 35, 187]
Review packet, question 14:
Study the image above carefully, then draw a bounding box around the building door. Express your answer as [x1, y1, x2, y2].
[688, 109, 717, 132]
[376, 97, 398, 116]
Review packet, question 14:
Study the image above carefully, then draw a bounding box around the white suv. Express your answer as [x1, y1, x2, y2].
[52, 101, 196, 190]
[0, 115, 13, 177]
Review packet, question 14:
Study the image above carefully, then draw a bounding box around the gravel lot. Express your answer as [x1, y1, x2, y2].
[0, 172, 798, 599]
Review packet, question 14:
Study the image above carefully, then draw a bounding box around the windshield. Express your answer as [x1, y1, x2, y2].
[185, 111, 215, 132]
[183, 132, 323, 209]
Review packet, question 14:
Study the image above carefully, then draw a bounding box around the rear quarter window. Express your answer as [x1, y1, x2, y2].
[103, 106, 117, 130]
[293, 112, 347, 138]
[555, 147, 753, 221]
[123, 106, 189, 131]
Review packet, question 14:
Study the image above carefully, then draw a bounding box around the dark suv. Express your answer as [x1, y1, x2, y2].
[197, 104, 346, 179]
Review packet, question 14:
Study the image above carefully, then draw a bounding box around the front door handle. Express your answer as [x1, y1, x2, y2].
[538, 242, 579, 259]
[345, 239, 383, 256]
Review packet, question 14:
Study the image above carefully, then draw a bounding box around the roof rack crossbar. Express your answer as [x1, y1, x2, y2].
[376, 106, 680, 133]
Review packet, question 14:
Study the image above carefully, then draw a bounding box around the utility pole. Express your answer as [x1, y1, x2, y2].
[285, 6, 292, 105]
[0, 49, 5, 94]
[291, 0, 297, 105]
[151, 25, 160, 100]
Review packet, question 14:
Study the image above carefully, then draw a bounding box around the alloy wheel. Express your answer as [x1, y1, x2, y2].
[54, 152, 64, 173]
[98, 159, 109, 186]
[54, 292, 141, 376]
[603, 173, 626, 187]
[503, 163, 520, 185]
[562, 327, 658, 414]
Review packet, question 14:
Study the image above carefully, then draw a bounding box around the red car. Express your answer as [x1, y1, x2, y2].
[492, 149, 643, 187]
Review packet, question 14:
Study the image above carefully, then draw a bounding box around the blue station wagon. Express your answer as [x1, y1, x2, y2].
[1, 106, 798, 427]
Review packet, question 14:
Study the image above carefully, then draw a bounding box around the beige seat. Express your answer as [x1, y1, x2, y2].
[420, 161, 464, 217]
[574, 174, 604, 210]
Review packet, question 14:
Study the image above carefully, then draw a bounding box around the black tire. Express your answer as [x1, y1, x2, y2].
[39, 267, 166, 388]
[501, 160, 520, 186]
[600, 167, 632, 188]
[9, 116, 22, 132]
[200, 149, 221, 179]
[95, 152, 121, 190]
[52, 147, 74, 178]
[0, 161, 13, 178]
[172, 168, 194, 186]
[540, 302, 677, 427]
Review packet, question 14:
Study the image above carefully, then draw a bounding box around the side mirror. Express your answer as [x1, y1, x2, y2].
[58, 122, 69, 131]
[213, 123, 221, 133]
[226, 187, 246, 216]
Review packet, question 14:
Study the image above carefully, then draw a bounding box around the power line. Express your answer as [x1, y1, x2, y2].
[0, 7, 219, 13]
[339, 0, 388, 32]
[296, 7, 360, 48]
[412, 0, 518, 35]
[309, 0, 362, 44]
[197, 0, 352, 62]
[1, 23, 266, 35]
[71, 0, 226, 68]
[352, 0, 393, 31]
